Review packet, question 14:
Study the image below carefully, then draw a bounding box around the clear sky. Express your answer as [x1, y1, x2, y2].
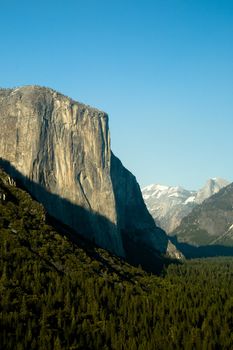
[1, 0, 233, 189]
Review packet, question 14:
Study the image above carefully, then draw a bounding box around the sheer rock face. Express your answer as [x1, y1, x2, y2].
[0, 86, 178, 262]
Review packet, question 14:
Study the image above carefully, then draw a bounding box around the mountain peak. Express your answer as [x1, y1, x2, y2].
[195, 177, 230, 204]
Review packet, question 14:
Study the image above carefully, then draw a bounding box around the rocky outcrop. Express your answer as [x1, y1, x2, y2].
[0, 86, 179, 266]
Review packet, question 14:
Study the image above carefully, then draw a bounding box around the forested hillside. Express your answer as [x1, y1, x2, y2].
[1, 167, 233, 350]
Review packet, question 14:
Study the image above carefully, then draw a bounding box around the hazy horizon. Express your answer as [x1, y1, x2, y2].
[1, 0, 233, 189]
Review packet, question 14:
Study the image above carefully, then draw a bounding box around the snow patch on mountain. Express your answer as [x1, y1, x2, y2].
[184, 196, 196, 204]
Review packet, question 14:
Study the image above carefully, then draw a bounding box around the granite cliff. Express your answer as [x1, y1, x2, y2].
[0, 86, 181, 267]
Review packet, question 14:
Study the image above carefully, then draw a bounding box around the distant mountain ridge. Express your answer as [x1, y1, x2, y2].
[142, 178, 230, 233]
[171, 182, 233, 257]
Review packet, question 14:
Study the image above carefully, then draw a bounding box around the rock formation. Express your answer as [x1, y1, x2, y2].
[0, 86, 180, 266]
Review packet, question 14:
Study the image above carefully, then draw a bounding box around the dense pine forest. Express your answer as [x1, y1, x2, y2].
[1, 167, 233, 350]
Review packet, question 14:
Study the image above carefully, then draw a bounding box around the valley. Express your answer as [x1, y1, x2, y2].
[1, 167, 233, 349]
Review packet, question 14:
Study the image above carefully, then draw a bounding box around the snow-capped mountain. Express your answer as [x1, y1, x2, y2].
[142, 178, 230, 233]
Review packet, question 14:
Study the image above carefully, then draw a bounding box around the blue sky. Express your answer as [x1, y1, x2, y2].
[1, 0, 233, 189]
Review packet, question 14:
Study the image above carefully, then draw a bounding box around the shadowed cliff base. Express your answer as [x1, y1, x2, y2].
[170, 235, 233, 259]
[122, 231, 179, 273]
[110, 153, 172, 260]
[0, 158, 172, 274]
